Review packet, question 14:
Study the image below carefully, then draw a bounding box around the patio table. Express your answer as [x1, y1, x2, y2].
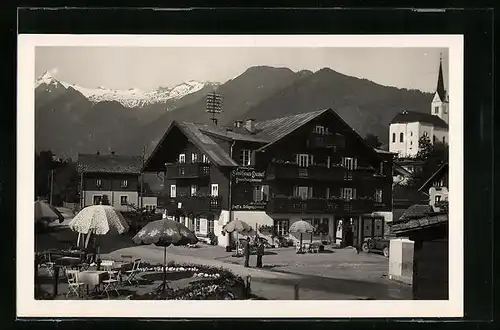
[78, 270, 109, 295]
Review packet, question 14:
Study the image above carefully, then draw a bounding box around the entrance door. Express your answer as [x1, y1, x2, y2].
[93, 195, 102, 205]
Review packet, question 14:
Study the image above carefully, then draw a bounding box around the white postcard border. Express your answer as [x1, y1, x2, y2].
[17, 34, 464, 318]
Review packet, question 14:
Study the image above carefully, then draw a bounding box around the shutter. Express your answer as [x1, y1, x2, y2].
[308, 187, 313, 198]
[327, 156, 331, 168]
[353, 188, 357, 199]
[250, 151, 256, 166]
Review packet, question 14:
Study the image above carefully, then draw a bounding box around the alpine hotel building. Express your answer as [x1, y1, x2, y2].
[143, 108, 394, 248]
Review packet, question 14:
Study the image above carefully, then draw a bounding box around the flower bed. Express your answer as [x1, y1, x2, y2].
[129, 262, 247, 300]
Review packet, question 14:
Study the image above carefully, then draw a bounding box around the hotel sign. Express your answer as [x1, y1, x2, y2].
[232, 201, 267, 211]
[231, 167, 266, 184]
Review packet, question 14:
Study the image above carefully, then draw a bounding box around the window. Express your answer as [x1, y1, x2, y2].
[314, 125, 325, 134]
[170, 185, 176, 198]
[444, 106, 448, 114]
[433, 135, 436, 144]
[379, 162, 385, 176]
[435, 195, 442, 203]
[296, 154, 312, 167]
[294, 186, 312, 199]
[120, 195, 128, 205]
[392, 133, 396, 143]
[120, 180, 128, 188]
[410, 131, 413, 137]
[179, 167, 185, 176]
[310, 218, 329, 235]
[202, 154, 209, 163]
[240, 149, 252, 166]
[434, 106, 439, 114]
[93, 195, 102, 205]
[374, 189, 383, 203]
[274, 219, 289, 236]
[96, 179, 102, 187]
[399, 132, 404, 143]
[423, 131, 428, 137]
[179, 153, 186, 163]
[341, 188, 356, 200]
[410, 141, 413, 146]
[211, 184, 219, 196]
[195, 217, 201, 232]
[207, 218, 215, 233]
[342, 157, 357, 170]
[442, 136, 446, 144]
[191, 153, 198, 163]
[190, 184, 197, 196]
[252, 185, 269, 202]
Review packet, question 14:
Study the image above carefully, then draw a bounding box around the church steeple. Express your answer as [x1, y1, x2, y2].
[436, 53, 447, 101]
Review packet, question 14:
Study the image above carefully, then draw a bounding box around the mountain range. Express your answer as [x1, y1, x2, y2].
[34, 66, 434, 160]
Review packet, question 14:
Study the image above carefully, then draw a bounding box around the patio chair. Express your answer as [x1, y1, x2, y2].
[100, 260, 114, 271]
[102, 270, 121, 299]
[65, 270, 85, 298]
[42, 252, 55, 277]
[124, 259, 141, 286]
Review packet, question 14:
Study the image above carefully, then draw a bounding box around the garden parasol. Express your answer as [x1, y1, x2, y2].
[35, 200, 65, 224]
[132, 212, 198, 292]
[222, 218, 253, 256]
[69, 205, 130, 252]
[289, 220, 315, 252]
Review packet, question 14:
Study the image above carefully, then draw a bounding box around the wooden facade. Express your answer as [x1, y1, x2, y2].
[147, 109, 394, 245]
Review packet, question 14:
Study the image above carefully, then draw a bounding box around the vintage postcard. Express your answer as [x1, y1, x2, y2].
[17, 34, 463, 318]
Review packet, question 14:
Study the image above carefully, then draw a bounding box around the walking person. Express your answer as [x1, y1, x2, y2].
[243, 237, 251, 268]
[256, 240, 264, 268]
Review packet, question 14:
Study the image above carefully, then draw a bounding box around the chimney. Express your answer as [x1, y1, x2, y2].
[96, 150, 100, 155]
[234, 120, 243, 128]
[111, 151, 115, 155]
[245, 119, 255, 133]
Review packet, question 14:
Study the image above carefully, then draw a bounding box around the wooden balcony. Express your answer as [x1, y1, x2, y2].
[158, 195, 222, 214]
[266, 196, 345, 214]
[307, 132, 346, 149]
[344, 166, 376, 181]
[166, 163, 210, 180]
[267, 162, 346, 181]
[343, 198, 375, 213]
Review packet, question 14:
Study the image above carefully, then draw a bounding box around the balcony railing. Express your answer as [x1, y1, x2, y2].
[344, 166, 376, 181]
[307, 132, 346, 149]
[267, 162, 346, 181]
[158, 195, 222, 214]
[343, 198, 374, 213]
[266, 196, 345, 214]
[166, 163, 210, 180]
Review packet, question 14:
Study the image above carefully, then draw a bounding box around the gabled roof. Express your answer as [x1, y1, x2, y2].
[143, 121, 239, 171]
[418, 162, 448, 192]
[253, 109, 329, 148]
[398, 204, 434, 221]
[77, 153, 143, 175]
[390, 110, 448, 129]
[144, 108, 382, 171]
[391, 213, 448, 235]
[393, 163, 412, 178]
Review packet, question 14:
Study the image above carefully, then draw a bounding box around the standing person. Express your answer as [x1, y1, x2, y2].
[243, 237, 251, 268]
[256, 240, 264, 268]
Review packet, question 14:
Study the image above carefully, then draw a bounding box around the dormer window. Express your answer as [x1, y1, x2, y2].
[96, 179, 102, 187]
[240, 149, 252, 166]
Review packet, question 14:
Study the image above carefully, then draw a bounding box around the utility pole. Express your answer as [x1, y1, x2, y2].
[140, 145, 146, 209]
[49, 169, 54, 205]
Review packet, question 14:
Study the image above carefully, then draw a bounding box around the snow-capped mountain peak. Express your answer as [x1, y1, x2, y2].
[35, 72, 219, 108]
[35, 71, 69, 89]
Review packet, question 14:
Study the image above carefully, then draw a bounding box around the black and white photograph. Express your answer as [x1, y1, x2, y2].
[17, 34, 463, 318]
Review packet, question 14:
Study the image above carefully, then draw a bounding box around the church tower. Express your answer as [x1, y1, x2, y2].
[431, 54, 449, 124]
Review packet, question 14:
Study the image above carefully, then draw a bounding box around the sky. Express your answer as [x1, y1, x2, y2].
[35, 47, 449, 93]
